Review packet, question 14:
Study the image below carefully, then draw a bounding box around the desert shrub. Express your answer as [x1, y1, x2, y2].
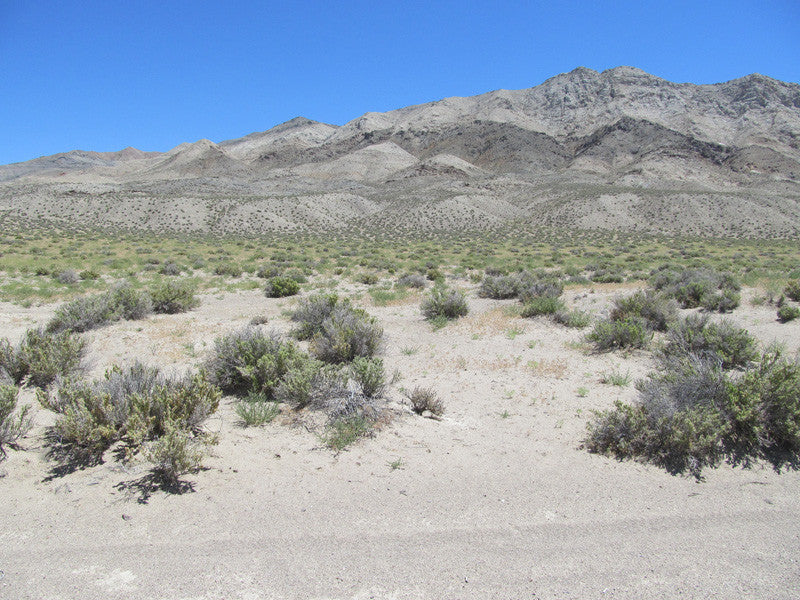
[396, 273, 426, 289]
[110, 283, 153, 320]
[160, 262, 182, 276]
[590, 269, 625, 284]
[652, 267, 740, 311]
[79, 269, 100, 280]
[149, 280, 200, 313]
[143, 424, 206, 486]
[479, 274, 520, 299]
[284, 268, 309, 283]
[40, 364, 219, 463]
[357, 273, 379, 285]
[784, 280, 800, 302]
[0, 385, 33, 457]
[777, 305, 800, 323]
[421, 284, 469, 321]
[521, 296, 565, 317]
[700, 288, 741, 313]
[256, 264, 281, 279]
[609, 291, 677, 332]
[47, 283, 153, 334]
[274, 358, 324, 408]
[291, 293, 343, 340]
[0, 339, 24, 383]
[234, 392, 280, 427]
[309, 305, 383, 363]
[586, 346, 800, 476]
[264, 276, 299, 298]
[586, 317, 652, 351]
[204, 327, 310, 398]
[47, 294, 116, 334]
[553, 309, 592, 329]
[406, 386, 444, 416]
[214, 263, 242, 278]
[658, 315, 758, 370]
[17, 328, 87, 388]
[56, 269, 80, 284]
[517, 274, 563, 302]
[350, 357, 385, 398]
[426, 268, 444, 282]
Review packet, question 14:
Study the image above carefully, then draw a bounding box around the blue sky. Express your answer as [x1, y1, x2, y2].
[1, 0, 798, 165]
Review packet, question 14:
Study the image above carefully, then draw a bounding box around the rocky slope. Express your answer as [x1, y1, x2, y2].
[1, 66, 799, 236]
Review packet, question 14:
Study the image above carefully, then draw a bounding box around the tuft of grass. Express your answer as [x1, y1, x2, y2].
[601, 369, 631, 387]
[322, 415, 372, 452]
[234, 393, 280, 427]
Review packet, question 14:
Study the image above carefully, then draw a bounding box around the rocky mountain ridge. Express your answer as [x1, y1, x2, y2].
[1, 66, 799, 236]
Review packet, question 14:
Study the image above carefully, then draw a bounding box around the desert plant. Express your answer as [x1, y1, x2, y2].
[264, 276, 299, 298]
[784, 280, 800, 302]
[777, 305, 800, 323]
[601, 369, 631, 387]
[149, 280, 200, 314]
[160, 261, 182, 276]
[421, 284, 469, 321]
[396, 273, 427, 288]
[0, 384, 33, 457]
[214, 263, 243, 278]
[609, 291, 677, 332]
[143, 424, 207, 486]
[234, 393, 280, 426]
[659, 315, 758, 370]
[47, 294, 116, 333]
[479, 274, 520, 299]
[309, 305, 383, 363]
[357, 272, 379, 285]
[350, 356, 386, 398]
[274, 358, 324, 408]
[56, 269, 80, 284]
[406, 386, 444, 416]
[516, 273, 564, 302]
[652, 267, 740, 311]
[291, 293, 342, 340]
[322, 415, 372, 452]
[17, 328, 87, 388]
[521, 296, 565, 318]
[553, 309, 592, 329]
[204, 327, 312, 398]
[586, 317, 652, 351]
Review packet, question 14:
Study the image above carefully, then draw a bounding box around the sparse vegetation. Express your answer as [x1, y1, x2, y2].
[149, 279, 200, 313]
[777, 304, 800, 323]
[264, 276, 300, 298]
[587, 317, 652, 351]
[0, 384, 33, 458]
[406, 386, 444, 416]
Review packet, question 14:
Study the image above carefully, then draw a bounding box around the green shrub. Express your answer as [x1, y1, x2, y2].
[214, 263, 243, 278]
[521, 296, 565, 317]
[256, 264, 281, 279]
[47, 284, 153, 334]
[143, 424, 207, 486]
[659, 315, 758, 370]
[204, 327, 310, 398]
[553, 309, 592, 329]
[350, 357, 386, 398]
[784, 280, 800, 302]
[17, 328, 87, 388]
[79, 269, 100, 280]
[309, 305, 383, 363]
[160, 262, 182, 276]
[110, 283, 153, 320]
[0, 385, 33, 457]
[777, 305, 800, 323]
[274, 358, 324, 407]
[421, 284, 469, 321]
[516, 274, 563, 302]
[357, 272, 379, 285]
[609, 291, 677, 332]
[700, 289, 741, 313]
[149, 280, 200, 313]
[586, 317, 652, 351]
[264, 276, 300, 298]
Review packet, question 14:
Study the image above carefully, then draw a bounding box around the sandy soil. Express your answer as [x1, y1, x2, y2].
[1, 284, 799, 599]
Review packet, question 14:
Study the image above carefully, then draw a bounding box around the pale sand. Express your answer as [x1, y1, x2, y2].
[1, 285, 799, 599]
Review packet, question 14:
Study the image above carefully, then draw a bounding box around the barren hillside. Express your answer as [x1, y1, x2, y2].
[2, 66, 799, 236]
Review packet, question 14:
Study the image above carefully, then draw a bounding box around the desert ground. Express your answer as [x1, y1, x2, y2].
[1, 279, 799, 600]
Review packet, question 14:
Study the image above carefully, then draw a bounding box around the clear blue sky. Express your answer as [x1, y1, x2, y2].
[1, 0, 799, 165]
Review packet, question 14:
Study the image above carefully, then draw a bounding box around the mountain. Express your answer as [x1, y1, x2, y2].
[1, 66, 799, 236]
